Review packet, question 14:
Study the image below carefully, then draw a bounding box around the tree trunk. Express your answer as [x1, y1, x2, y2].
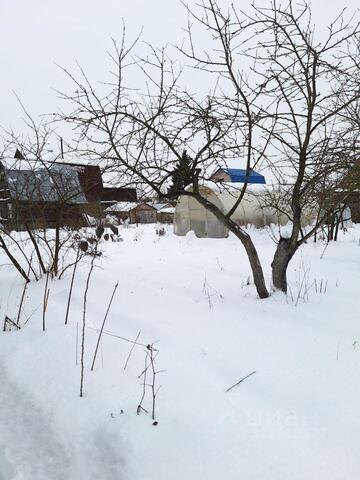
[26, 224, 47, 275]
[238, 230, 269, 299]
[0, 236, 30, 283]
[271, 238, 294, 293]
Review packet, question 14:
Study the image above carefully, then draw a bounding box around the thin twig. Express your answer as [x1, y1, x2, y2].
[137, 354, 149, 415]
[42, 271, 50, 332]
[3, 316, 21, 331]
[91, 281, 119, 371]
[225, 371, 257, 393]
[65, 249, 80, 325]
[16, 258, 32, 326]
[87, 326, 154, 350]
[80, 246, 97, 397]
[124, 331, 141, 371]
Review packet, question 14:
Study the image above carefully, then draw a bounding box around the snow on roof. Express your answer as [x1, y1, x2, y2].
[0, 157, 96, 171]
[159, 207, 175, 214]
[104, 202, 137, 213]
[152, 203, 172, 211]
[0, 157, 43, 171]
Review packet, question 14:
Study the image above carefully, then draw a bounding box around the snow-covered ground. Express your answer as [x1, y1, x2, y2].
[1, 224, 360, 480]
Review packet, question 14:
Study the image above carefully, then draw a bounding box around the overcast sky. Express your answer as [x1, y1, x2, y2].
[1, 0, 359, 140]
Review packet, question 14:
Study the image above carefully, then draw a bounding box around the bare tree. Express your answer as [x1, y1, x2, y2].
[58, 1, 360, 296]
[58, 30, 270, 298]
[180, 0, 360, 291]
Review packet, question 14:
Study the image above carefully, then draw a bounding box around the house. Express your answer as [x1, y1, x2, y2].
[210, 167, 266, 184]
[0, 161, 87, 230]
[0, 155, 142, 229]
[105, 202, 158, 224]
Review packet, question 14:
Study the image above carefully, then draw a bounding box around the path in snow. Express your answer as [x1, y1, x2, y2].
[0, 362, 124, 480]
[0, 362, 72, 480]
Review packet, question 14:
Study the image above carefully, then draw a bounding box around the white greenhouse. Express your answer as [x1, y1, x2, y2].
[174, 186, 295, 238]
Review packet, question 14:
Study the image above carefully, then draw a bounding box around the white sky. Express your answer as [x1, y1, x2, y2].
[1, 0, 359, 140]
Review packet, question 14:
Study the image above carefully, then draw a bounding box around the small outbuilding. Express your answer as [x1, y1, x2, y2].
[105, 202, 158, 224]
[151, 202, 176, 223]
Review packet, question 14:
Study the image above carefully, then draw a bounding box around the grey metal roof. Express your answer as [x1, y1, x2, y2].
[4, 165, 87, 204]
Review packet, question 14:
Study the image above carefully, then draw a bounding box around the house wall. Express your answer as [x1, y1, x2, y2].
[0, 168, 10, 225]
[346, 193, 360, 223]
[210, 170, 231, 182]
[101, 187, 137, 203]
[157, 212, 174, 224]
[106, 204, 158, 224]
[9, 201, 84, 231]
[130, 204, 157, 224]
[106, 211, 131, 223]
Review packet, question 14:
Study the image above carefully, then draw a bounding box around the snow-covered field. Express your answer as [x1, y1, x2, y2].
[1, 224, 360, 480]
